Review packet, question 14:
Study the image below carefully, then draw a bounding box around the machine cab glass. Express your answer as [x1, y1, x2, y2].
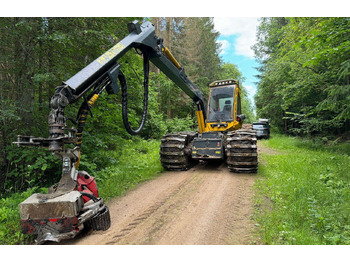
[207, 81, 236, 123]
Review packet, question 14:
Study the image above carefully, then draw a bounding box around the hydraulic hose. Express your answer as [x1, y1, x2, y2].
[75, 91, 103, 169]
[120, 51, 149, 135]
[74, 97, 97, 169]
[80, 191, 99, 202]
[74, 52, 149, 168]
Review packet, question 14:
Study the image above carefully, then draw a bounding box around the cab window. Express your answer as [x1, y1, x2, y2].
[207, 86, 235, 122]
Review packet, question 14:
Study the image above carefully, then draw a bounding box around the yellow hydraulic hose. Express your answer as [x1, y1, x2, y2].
[162, 47, 181, 69]
[88, 94, 99, 107]
[75, 94, 99, 169]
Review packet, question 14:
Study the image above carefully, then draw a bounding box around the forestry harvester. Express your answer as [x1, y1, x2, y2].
[14, 20, 257, 244]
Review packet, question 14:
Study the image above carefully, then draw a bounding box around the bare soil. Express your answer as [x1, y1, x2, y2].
[62, 142, 269, 245]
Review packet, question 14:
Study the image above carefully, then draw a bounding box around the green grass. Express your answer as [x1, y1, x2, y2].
[255, 134, 350, 244]
[0, 187, 49, 244]
[94, 139, 163, 201]
[0, 138, 163, 245]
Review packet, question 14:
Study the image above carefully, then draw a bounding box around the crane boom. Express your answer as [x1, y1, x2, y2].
[14, 20, 207, 154]
[64, 20, 206, 115]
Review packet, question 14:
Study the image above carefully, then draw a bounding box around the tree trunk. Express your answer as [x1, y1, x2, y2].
[165, 17, 173, 119]
[284, 111, 288, 132]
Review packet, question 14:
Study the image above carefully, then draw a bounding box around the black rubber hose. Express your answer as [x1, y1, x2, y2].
[120, 51, 149, 135]
[80, 191, 99, 202]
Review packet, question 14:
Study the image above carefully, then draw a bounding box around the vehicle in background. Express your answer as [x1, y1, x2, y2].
[253, 120, 270, 139]
[258, 118, 270, 126]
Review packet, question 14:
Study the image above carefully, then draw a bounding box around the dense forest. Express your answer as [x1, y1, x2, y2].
[254, 17, 350, 138]
[0, 17, 254, 196]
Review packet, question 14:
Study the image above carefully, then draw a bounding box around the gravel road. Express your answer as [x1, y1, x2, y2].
[63, 156, 258, 245]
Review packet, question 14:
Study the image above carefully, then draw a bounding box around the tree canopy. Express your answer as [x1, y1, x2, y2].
[253, 17, 350, 136]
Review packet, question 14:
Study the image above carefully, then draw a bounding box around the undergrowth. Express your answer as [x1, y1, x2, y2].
[93, 138, 163, 201]
[255, 133, 350, 244]
[0, 187, 46, 245]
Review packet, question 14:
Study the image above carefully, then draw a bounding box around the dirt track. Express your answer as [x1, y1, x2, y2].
[63, 144, 263, 245]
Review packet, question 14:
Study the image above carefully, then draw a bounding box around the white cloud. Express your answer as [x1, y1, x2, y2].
[214, 17, 259, 58]
[244, 85, 257, 106]
[244, 85, 256, 96]
[217, 39, 230, 55]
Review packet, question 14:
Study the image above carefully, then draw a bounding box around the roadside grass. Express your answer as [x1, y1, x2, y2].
[255, 133, 350, 244]
[94, 139, 163, 201]
[0, 188, 44, 244]
[0, 138, 163, 245]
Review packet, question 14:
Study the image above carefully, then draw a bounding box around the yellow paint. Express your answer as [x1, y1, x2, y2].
[75, 151, 81, 169]
[88, 94, 99, 107]
[97, 43, 125, 65]
[194, 84, 243, 133]
[196, 110, 205, 133]
[162, 47, 181, 69]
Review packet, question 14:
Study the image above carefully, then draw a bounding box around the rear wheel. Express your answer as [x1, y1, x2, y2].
[160, 132, 197, 171]
[84, 206, 111, 231]
[226, 129, 258, 173]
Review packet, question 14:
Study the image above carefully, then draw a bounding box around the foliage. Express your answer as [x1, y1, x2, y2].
[255, 134, 350, 244]
[0, 187, 47, 244]
[164, 115, 194, 133]
[2, 147, 60, 196]
[96, 138, 163, 201]
[152, 18, 248, 119]
[253, 17, 350, 136]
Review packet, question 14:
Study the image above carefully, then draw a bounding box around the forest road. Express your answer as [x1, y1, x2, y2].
[61, 142, 265, 245]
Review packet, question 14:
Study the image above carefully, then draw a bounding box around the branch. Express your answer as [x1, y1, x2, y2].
[290, 60, 320, 74]
[0, 63, 16, 87]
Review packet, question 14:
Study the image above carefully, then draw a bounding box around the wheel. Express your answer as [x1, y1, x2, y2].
[226, 129, 258, 173]
[84, 206, 111, 231]
[160, 132, 197, 171]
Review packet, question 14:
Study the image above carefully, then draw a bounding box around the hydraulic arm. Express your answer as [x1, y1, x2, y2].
[16, 20, 207, 153]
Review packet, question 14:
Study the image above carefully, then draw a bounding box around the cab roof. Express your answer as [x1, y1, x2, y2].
[209, 79, 238, 88]
[253, 122, 269, 125]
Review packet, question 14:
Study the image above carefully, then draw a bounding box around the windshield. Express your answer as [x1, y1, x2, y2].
[253, 124, 267, 129]
[207, 86, 234, 122]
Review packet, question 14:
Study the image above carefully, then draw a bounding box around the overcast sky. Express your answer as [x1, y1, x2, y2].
[214, 17, 260, 109]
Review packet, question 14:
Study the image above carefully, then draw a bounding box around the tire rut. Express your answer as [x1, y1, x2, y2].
[104, 171, 203, 244]
[63, 157, 258, 245]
